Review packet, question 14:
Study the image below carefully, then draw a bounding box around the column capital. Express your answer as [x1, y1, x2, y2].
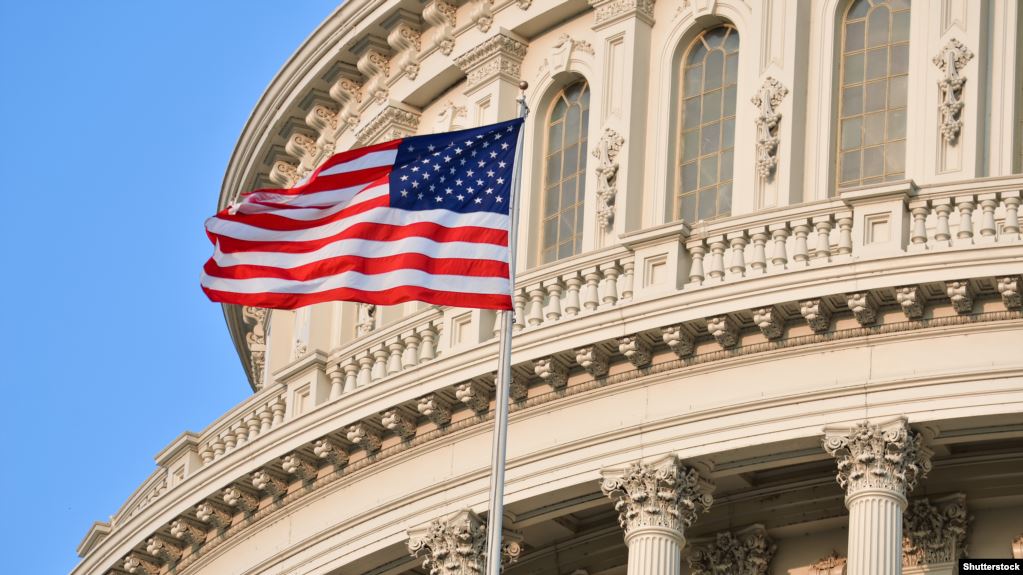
[407, 509, 522, 575]
[823, 417, 932, 501]
[588, 0, 656, 28]
[600, 455, 714, 539]
[903, 494, 970, 568]
[686, 524, 776, 575]
[454, 30, 528, 92]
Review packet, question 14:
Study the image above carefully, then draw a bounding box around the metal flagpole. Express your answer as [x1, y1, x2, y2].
[484, 81, 529, 575]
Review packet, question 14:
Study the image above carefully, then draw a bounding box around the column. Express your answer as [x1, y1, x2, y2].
[600, 455, 714, 575]
[407, 509, 522, 575]
[823, 418, 933, 575]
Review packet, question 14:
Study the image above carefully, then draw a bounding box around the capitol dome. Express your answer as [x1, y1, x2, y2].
[75, 1, 1023, 574]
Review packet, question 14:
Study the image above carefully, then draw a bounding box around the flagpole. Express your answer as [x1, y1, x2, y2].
[484, 81, 528, 575]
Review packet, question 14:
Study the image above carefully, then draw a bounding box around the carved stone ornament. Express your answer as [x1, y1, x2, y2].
[251, 470, 288, 497]
[417, 394, 453, 426]
[355, 105, 421, 148]
[933, 38, 973, 143]
[534, 356, 569, 388]
[329, 74, 363, 128]
[454, 32, 528, 90]
[435, 100, 467, 133]
[285, 132, 321, 167]
[810, 551, 847, 575]
[799, 299, 831, 333]
[945, 280, 974, 314]
[356, 302, 376, 336]
[145, 534, 184, 564]
[752, 307, 783, 340]
[600, 455, 714, 536]
[823, 418, 933, 498]
[123, 553, 161, 575]
[617, 335, 651, 367]
[706, 316, 738, 349]
[687, 525, 777, 575]
[997, 276, 1022, 310]
[895, 285, 925, 319]
[588, 0, 657, 28]
[455, 381, 490, 412]
[241, 307, 268, 390]
[387, 18, 422, 81]
[269, 159, 300, 188]
[281, 453, 317, 479]
[222, 485, 258, 513]
[903, 494, 969, 567]
[751, 77, 788, 177]
[356, 43, 391, 104]
[195, 501, 232, 529]
[169, 518, 207, 545]
[576, 345, 609, 377]
[407, 509, 522, 575]
[313, 438, 349, 467]
[846, 291, 879, 326]
[541, 33, 594, 77]
[424, 0, 457, 55]
[471, 0, 494, 32]
[382, 409, 417, 440]
[662, 325, 695, 358]
[346, 423, 383, 453]
[592, 128, 625, 232]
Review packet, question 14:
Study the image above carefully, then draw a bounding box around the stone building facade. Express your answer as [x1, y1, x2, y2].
[74, 1, 1023, 574]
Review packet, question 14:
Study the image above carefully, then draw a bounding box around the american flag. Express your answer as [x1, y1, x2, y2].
[201, 118, 524, 310]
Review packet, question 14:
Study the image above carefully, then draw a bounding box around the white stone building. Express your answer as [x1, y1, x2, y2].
[74, 1, 1023, 574]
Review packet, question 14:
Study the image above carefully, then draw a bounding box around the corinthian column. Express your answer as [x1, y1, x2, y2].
[823, 418, 933, 575]
[407, 509, 522, 575]
[600, 455, 714, 575]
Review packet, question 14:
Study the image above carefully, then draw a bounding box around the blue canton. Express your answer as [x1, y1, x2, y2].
[388, 118, 523, 215]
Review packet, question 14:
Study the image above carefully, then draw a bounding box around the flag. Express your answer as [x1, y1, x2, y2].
[201, 118, 524, 311]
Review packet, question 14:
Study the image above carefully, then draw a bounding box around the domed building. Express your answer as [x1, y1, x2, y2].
[75, 1, 1023, 574]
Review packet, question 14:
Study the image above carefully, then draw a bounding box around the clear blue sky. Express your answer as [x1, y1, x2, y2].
[0, 2, 339, 572]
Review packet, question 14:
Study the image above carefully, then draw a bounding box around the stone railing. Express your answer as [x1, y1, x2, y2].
[110, 468, 169, 527]
[195, 385, 288, 465]
[908, 185, 1021, 250]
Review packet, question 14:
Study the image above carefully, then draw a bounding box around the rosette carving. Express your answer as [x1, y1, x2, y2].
[903, 494, 969, 567]
[600, 455, 714, 536]
[687, 525, 776, 575]
[823, 418, 932, 498]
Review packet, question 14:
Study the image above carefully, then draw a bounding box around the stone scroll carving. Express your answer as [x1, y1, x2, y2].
[823, 418, 932, 498]
[810, 552, 847, 575]
[592, 128, 625, 232]
[933, 38, 973, 143]
[751, 77, 788, 178]
[600, 455, 714, 537]
[357, 302, 377, 336]
[242, 307, 268, 390]
[407, 509, 522, 575]
[387, 16, 422, 81]
[903, 494, 970, 567]
[687, 525, 776, 575]
[423, 0, 457, 56]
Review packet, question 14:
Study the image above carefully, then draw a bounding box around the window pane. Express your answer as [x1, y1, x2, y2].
[699, 155, 718, 187]
[892, 11, 910, 43]
[720, 148, 734, 182]
[718, 182, 732, 215]
[684, 65, 703, 94]
[887, 108, 906, 140]
[845, 21, 866, 52]
[890, 44, 909, 75]
[844, 53, 865, 84]
[888, 75, 907, 107]
[885, 142, 905, 175]
[551, 98, 566, 121]
[684, 97, 701, 129]
[545, 185, 559, 212]
[683, 129, 699, 161]
[561, 176, 576, 206]
[704, 27, 727, 48]
[841, 117, 862, 150]
[688, 39, 707, 65]
[563, 144, 578, 176]
[723, 85, 737, 116]
[842, 85, 863, 116]
[725, 54, 738, 84]
[722, 117, 735, 148]
[848, 0, 869, 20]
[558, 241, 573, 259]
[866, 47, 888, 80]
[680, 193, 697, 222]
[864, 112, 885, 146]
[682, 162, 699, 192]
[723, 28, 740, 52]
[566, 106, 580, 141]
[867, 6, 891, 47]
[548, 122, 563, 152]
[546, 153, 561, 184]
[702, 90, 722, 122]
[543, 218, 557, 246]
[841, 150, 861, 183]
[698, 188, 717, 219]
[701, 122, 720, 154]
[559, 206, 575, 238]
[863, 146, 883, 177]
[864, 80, 886, 112]
[704, 50, 724, 90]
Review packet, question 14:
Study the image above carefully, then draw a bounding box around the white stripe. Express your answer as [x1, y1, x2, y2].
[237, 184, 387, 219]
[206, 204, 509, 243]
[213, 236, 508, 269]
[201, 268, 511, 296]
[242, 180, 386, 210]
[318, 149, 398, 176]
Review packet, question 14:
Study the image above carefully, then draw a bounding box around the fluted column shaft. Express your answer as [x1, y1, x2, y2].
[846, 489, 906, 575]
[625, 527, 683, 575]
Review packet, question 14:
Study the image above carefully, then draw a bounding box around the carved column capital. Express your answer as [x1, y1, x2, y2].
[454, 31, 528, 91]
[823, 418, 932, 501]
[354, 104, 421, 147]
[810, 551, 847, 575]
[903, 494, 970, 568]
[588, 0, 656, 28]
[407, 509, 522, 575]
[687, 524, 776, 575]
[600, 455, 714, 539]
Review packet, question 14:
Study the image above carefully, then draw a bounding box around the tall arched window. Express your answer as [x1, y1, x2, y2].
[541, 80, 590, 264]
[677, 25, 739, 223]
[837, 0, 910, 188]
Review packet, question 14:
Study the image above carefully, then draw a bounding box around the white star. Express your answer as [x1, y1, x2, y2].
[429, 184, 436, 191]
[489, 151, 497, 158]
[460, 158, 467, 165]
[411, 166, 420, 172]
[466, 187, 474, 194]
[436, 196, 443, 202]
[455, 147, 463, 154]
[400, 174, 409, 181]
[417, 193, 424, 199]
[497, 177, 505, 184]
[445, 187, 453, 194]
[455, 179, 463, 186]
[485, 187, 494, 195]
[412, 181, 420, 188]
[494, 133, 502, 140]
[474, 197, 483, 204]
[496, 196, 503, 202]
[433, 164, 441, 171]
[444, 155, 452, 162]
[487, 170, 495, 177]
[422, 172, 430, 180]
[466, 170, 474, 177]
[481, 141, 490, 148]
[470, 150, 478, 157]
[422, 158, 431, 164]
[457, 194, 465, 201]
[439, 176, 446, 182]
[476, 179, 484, 186]
[478, 160, 486, 167]
[427, 144, 435, 152]
[501, 142, 509, 150]
[498, 161, 507, 168]
[400, 190, 408, 196]
[407, 144, 416, 151]
[476, 134, 484, 139]
[465, 139, 473, 146]
[506, 126, 514, 132]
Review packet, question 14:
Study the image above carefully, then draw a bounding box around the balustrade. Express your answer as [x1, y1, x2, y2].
[513, 254, 635, 332]
[198, 388, 288, 467]
[908, 189, 1020, 250]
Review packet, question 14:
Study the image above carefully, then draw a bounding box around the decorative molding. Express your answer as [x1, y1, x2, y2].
[540, 33, 594, 77]
[194, 500, 232, 529]
[356, 303, 376, 336]
[471, 0, 495, 33]
[575, 345, 609, 377]
[588, 0, 656, 28]
[997, 276, 1021, 309]
[251, 469, 288, 498]
[168, 517, 206, 545]
[285, 132, 321, 168]
[346, 423, 382, 453]
[241, 307, 268, 390]
[417, 395, 452, 426]
[435, 100, 467, 133]
[123, 553, 161, 575]
[946, 280, 974, 314]
[385, 12, 422, 81]
[222, 485, 258, 513]
[617, 335, 651, 367]
[810, 551, 847, 575]
[933, 38, 973, 143]
[903, 494, 969, 567]
[846, 291, 879, 326]
[455, 380, 490, 412]
[281, 453, 317, 480]
[454, 32, 528, 90]
[799, 299, 831, 333]
[895, 286, 925, 319]
[592, 128, 625, 232]
[706, 316, 738, 348]
[355, 39, 391, 104]
[601, 455, 714, 536]
[313, 438, 348, 467]
[687, 524, 776, 575]
[751, 77, 788, 178]
[823, 418, 932, 498]
[268, 159, 300, 189]
[382, 409, 417, 440]
[354, 104, 421, 147]
[534, 356, 569, 388]
[328, 74, 363, 129]
[752, 306, 784, 340]
[423, 0, 457, 55]
[145, 534, 183, 565]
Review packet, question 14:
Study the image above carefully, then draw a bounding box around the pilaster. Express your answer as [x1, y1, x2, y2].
[454, 29, 528, 125]
[823, 417, 933, 575]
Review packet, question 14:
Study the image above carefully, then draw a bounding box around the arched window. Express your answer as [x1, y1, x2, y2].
[541, 79, 590, 264]
[837, 0, 910, 188]
[677, 25, 739, 223]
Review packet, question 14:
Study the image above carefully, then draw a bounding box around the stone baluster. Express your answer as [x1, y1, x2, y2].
[955, 196, 975, 242]
[582, 268, 602, 310]
[707, 237, 727, 281]
[357, 353, 374, 387]
[791, 220, 811, 264]
[371, 345, 389, 380]
[200, 445, 214, 465]
[823, 418, 932, 575]
[812, 216, 833, 261]
[233, 422, 248, 448]
[687, 242, 706, 284]
[258, 402, 273, 433]
[327, 365, 344, 400]
[620, 260, 635, 300]
[222, 427, 237, 452]
[770, 224, 789, 268]
[211, 436, 225, 459]
[527, 285, 545, 326]
[977, 194, 999, 241]
[244, 412, 261, 442]
[271, 395, 286, 426]
[387, 339, 404, 374]
[933, 201, 952, 244]
[342, 359, 359, 393]
[563, 273, 583, 316]
[600, 262, 621, 305]
[727, 232, 748, 276]
[749, 228, 769, 273]
[402, 332, 421, 368]
[909, 203, 929, 247]
[513, 291, 528, 331]
[544, 279, 563, 321]
[837, 214, 854, 255]
[601, 455, 714, 575]
[419, 323, 438, 360]
[1002, 193, 1020, 239]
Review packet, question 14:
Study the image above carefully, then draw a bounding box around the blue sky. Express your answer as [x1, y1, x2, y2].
[0, 2, 339, 571]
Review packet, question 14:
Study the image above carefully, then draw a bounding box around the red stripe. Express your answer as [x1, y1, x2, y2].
[213, 219, 508, 254]
[202, 284, 512, 310]
[244, 165, 390, 198]
[215, 191, 389, 230]
[204, 253, 509, 281]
